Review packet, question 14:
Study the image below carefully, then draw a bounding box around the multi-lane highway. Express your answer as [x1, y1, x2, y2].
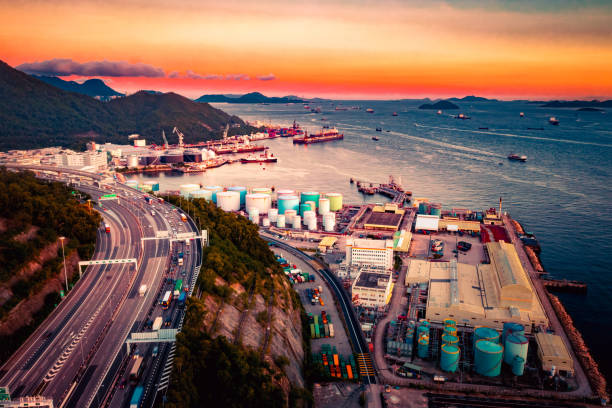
[0, 172, 201, 408]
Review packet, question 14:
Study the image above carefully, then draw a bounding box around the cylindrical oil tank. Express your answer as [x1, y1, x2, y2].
[248, 207, 260, 219]
[140, 155, 160, 165]
[252, 187, 272, 195]
[418, 202, 429, 214]
[417, 335, 429, 359]
[204, 186, 223, 203]
[440, 344, 460, 373]
[183, 150, 203, 162]
[228, 186, 247, 206]
[285, 209, 297, 225]
[301, 191, 320, 207]
[216, 191, 240, 211]
[324, 222, 335, 232]
[502, 322, 525, 345]
[323, 213, 336, 227]
[144, 181, 159, 192]
[474, 327, 500, 346]
[276, 214, 286, 228]
[262, 217, 270, 227]
[441, 334, 459, 346]
[161, 150, 183, 164]
[245, 193, 272, 214]
[251, 214, 260, 225]
[276, 189, 295, 198]
[293, 215, 301, 229]
[277, 195, 299, 214]
[474, 340, 503, 377]
[444, 319, 456, 328]
[190, 189, 213, 200]
[180, 183, 200, 197]
[303, 210, 316, 221]
[318, 198, 330, 215]
[307, 218, 317, 231]
[504, 334, 528, 365]
[430, 203, 442, 217]
[306, 201, 317, 213]
[127, 155, 139, 168]
[444, 326, 457, 337]
[125, 180, 139, 189]
[512, 356, 525, 376]
[299, 203, 312, 216]
[325, 193, 343, 211]
[268, 208, 278, 223]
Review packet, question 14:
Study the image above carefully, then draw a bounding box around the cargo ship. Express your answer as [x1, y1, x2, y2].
[240, 151, 277, 164]
[293, 128, 344, 144]
[212, 144, 267, 155]
[274, 121, 303, 137]
[507, 153, 527, 162]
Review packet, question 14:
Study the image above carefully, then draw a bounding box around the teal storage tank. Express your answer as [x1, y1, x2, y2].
[430, 203, 442, 217]
[204, 186, 223, 203]
[441, 334, 459, 346]
[417, 335, 429, 359]
[277, 195, 300, 215]
[418, 202, 429, 214]
[444, 326, 457, 337]
[474, 327, 500, 346]
[300, 191, 320, 207]
[228, 186, 247, 206]
[417, 324, 429, 337]
[474, 340, 503, 377]
[440, 344, 460, 373]
[504, 333, 528, 365]
[299, 203, 312, 216]
[502, 322, 525, 344]
[512, 356, 525, 376]
[444, 319, 456, 328]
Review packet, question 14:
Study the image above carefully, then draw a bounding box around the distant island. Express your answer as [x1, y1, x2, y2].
[34, 75, 124, 99]
[195, 92, 303, 104]
[418, 100, 459, 110]
[448, 95, 497, 102]
[541, 100, 612, 108]
[577, 107, 604, 112]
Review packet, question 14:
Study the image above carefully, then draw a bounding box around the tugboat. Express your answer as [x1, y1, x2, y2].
[549, 117, 559, 125]
[375, 127, 382, 132]
[520, 112, 525, 117]
[366, 108, 374, 113]
[437, 110, 442, 115]
[372, 136, 380, 141]
[507, 153, 527, 162]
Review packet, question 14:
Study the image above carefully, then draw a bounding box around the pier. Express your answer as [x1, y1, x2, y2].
[542, 278, 587, 294]
[351, 175, 412, 204]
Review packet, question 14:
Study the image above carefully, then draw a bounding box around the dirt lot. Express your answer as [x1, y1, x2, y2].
[409, 231, 486, 265]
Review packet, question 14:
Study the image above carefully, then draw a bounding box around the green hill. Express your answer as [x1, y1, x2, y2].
[0, 60, 251, 150]
[33, 75, 124, 98]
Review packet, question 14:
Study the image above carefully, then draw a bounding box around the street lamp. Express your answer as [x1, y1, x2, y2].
[59, 236, 69, 293]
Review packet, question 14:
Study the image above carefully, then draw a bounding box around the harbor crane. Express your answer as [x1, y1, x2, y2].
[162, 130, 169, 149]
[172, 127, 185, 148]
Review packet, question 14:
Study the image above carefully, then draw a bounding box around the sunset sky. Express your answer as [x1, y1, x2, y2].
[2, 0, 612, 99]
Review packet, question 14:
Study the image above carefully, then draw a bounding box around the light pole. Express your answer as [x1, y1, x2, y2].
[59, 236, 69, 293]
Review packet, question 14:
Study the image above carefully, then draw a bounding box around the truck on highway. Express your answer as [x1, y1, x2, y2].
[145, 196, 152, 204]
[152, 345, 159, 357]
[129, 357, 144, 384]
[180, 213, 187, 222]
[178, 291, 187, 307]
[138, 284, 147, 297]
[104, 223, 110, 233]
[173, 279, 183, 299]
[161, 290, 172, 309]
[152, 316, 163, 331]
[178, 251, 184, 266]
[130, 385, 144, 408]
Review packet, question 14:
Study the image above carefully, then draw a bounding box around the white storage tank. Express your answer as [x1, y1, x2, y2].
[284, 209, 297, 224]
[245, 193, 271, 214]
[251, 214, 260, 225]
[248, 207, 260, 219]
[127, 155, 139, 168]
[204, 186, 223, 203]
[318, 198, 330, 215]
[252, 187, 272, 195]
[276, 189, 295, 197]
[276, 214, 286, 228]
[180, 184, 200, 197]
[303, 210, 316, 223]
[324, 222, 335, 232]
[216, 191, 240, 211]
[268, 208, 279, 223]
[307, 217, 317, 231]
[190, 189, 213, 200]
[293, 215, 301, 230]
[262, 217, 270, 227]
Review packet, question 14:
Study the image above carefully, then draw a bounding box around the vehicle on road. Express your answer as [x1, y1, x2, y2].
[104, 223, 110, 233]
[152, 345, 159, 357]
[130, 385, 144, 408]
[457, 241, 472, 251]
[129, 356, 144, 384]
[161, 290, 172, 309]
[152, 316, 163, 331]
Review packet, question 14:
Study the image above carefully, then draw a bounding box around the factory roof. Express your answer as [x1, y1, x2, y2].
[405, 259, 431, 284]
[415, 214, 440, 231]
[363, 211, 403, 229]
[350, 238, 393, 250]
[319, 236, 337, 248]
[393, 230, 412, 252]
[354, 271, 391, 289]
[486, 241, 531, 291]
[535, 332, 574, 373]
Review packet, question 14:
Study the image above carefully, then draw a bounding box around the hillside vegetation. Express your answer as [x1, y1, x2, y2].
[164, 198, 308, 408]
[0, 168, 101, 359]
[0, 60, 252, 150]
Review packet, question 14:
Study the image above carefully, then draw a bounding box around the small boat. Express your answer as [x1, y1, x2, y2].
[437, 110, 442, 115]
[455, 113, 471, 120]
[507, 153, 527, 162]
[478, 127, 489, 130]
[520, 112, 525, 117]
[549, 117, 559, 125]
[386, 130, 390, 132]
[392, 112, 398, 116]
[527, 127, 544, 130]
[372, 136, 380, 141]
[366, 108, 374, 113]
[375, 127, 382, 132]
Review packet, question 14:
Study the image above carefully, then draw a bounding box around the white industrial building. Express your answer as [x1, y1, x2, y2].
[54, 151, 107, 170]
[345, 238, 394, 270]
[351, 270, 393, 308]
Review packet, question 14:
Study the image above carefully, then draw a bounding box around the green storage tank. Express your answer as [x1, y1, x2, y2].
[430, 203, 442, 217]
[418, 202, 429, 214]
[502, 322, 525, 345]
[504, 333, 528, 365]
[278, 195, 300, 214]
[441, 334, 459, 346]
[444, 319, 456, 328]
[204, 185, 223, 203]
[440, 344, 460, 373]
[300, 203, 312, 216]
[512, 356, 525, 376]
[417, 335, 429, 359]
[300, 191, 320, 207]
[474, 340, 503, 377]
[444, 326, 457, 337]
[473, 326, 500, 346]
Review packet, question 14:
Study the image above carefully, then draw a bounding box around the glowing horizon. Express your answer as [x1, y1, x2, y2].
[2, 0, 612, 100]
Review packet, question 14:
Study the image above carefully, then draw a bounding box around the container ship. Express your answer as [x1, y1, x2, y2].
[293, 128, 344, 144]
[240, 151, 277, 164]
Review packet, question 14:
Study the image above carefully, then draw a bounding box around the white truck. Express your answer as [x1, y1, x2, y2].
[138, 284, 147, 297]
[152, 316, 163, 331]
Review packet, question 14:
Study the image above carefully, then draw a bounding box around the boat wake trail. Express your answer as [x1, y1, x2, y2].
[414, 123, 612, 148]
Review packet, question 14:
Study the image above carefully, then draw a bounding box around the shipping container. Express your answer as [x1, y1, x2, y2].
[347, 364, 353, 379]
[333, 354, 339, 366]
[310, 323, 315, 338]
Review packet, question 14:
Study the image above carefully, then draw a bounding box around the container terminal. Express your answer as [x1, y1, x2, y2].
[124, 175, 606, 406]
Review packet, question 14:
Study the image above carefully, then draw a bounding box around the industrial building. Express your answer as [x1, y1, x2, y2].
[335, 263, 386, 281]
[362, 203, 405, 231]
[534, 332, 574, 375]
[392, 229, 412, 252]
[351, 270, 393, 308]
[318, 236, 337, 253]
[346, 238, 394, 270]
[54, 151, 108, 170]
[406, 241, 548, 331]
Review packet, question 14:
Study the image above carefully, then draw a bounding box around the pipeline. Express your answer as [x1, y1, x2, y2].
[547, 292, 608, 402]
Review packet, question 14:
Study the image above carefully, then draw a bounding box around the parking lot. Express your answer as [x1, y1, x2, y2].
[409, 231, 485, 265]
[271, 247, 353, 357]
